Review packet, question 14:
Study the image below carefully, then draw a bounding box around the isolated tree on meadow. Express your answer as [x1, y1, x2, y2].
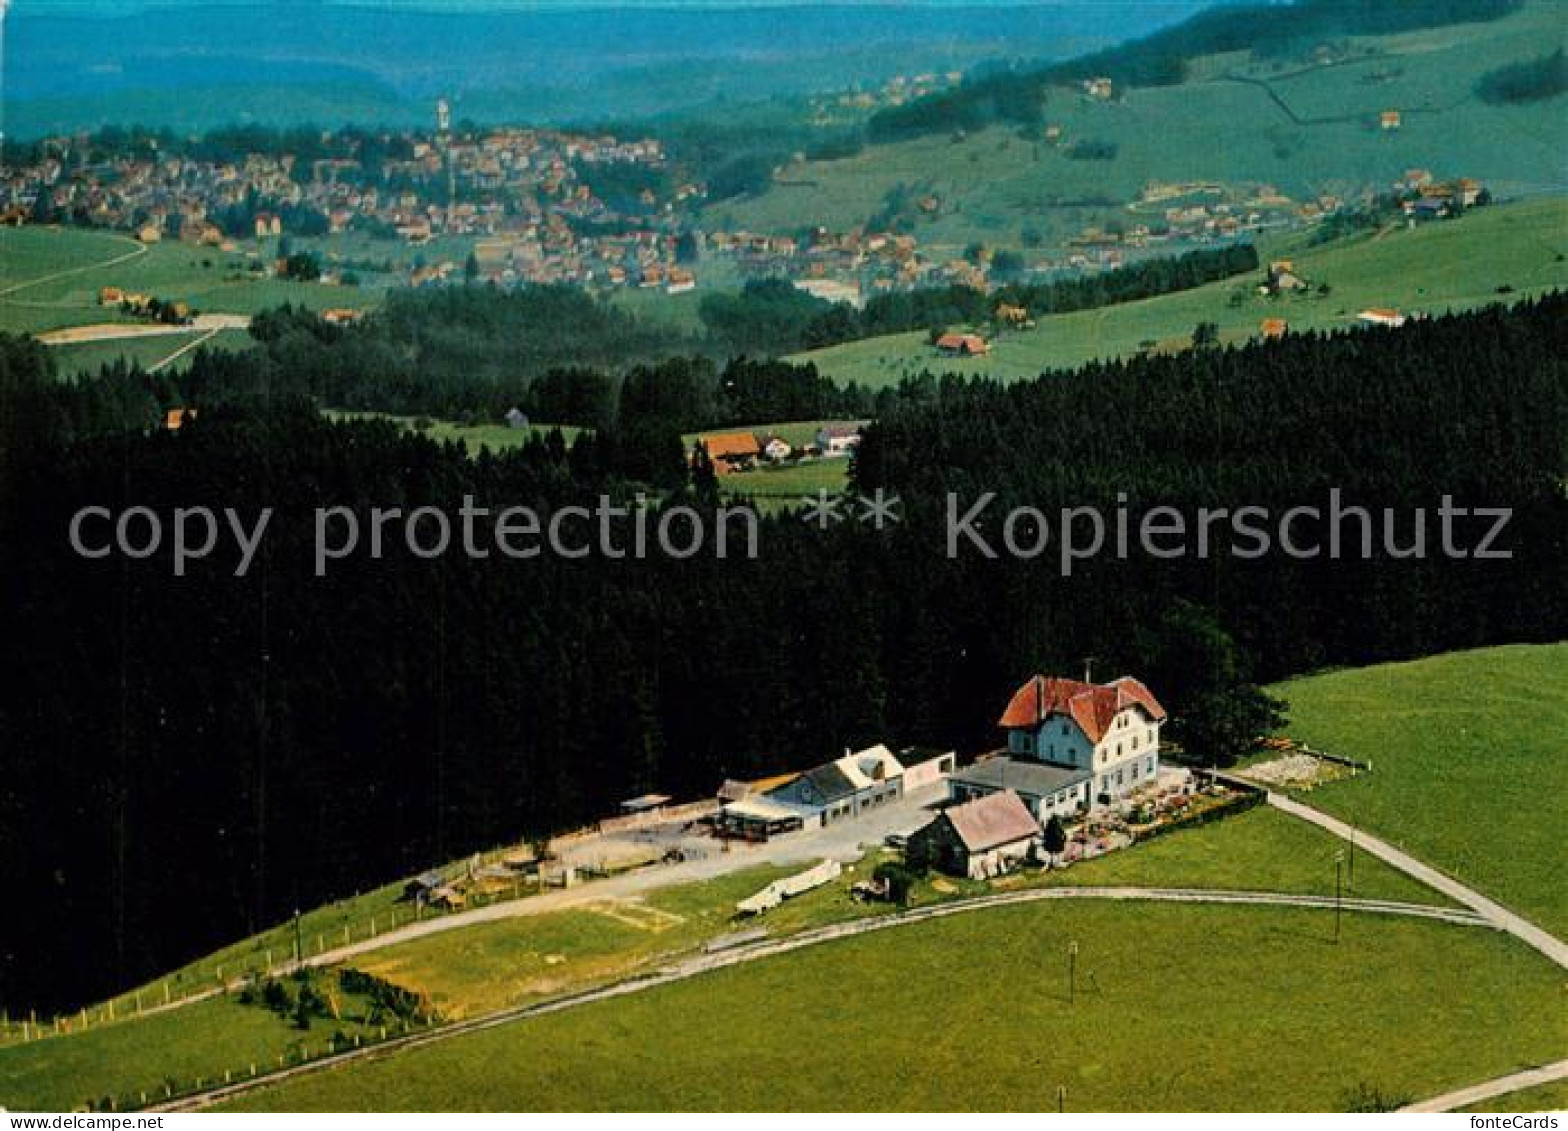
[1043, 815, 1068, 867]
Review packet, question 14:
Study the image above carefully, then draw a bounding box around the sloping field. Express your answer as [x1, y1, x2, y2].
[225, 901, 1565, 1111]
[793, 196, 1568, 387]
[716, 0, 1567, 251]
[1270, 643, 1568, 939]
[0, 227, 375, 336]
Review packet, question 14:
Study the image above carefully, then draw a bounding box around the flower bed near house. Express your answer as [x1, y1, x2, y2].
[1129, 785, 1264, 844]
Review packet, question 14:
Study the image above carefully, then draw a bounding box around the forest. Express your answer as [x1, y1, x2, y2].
[1, 291, 1563, 1016]
[1476, 47, 1568, 104]
[213, 241, 1260, 426]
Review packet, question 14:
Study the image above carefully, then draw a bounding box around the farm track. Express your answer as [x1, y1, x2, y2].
[0, 235, 147, 298]
[150, 883, 1495, 1112]
[1399, 1058, 1568, 1113]
[1258, 789, 1568, 970]
[147, 326, 224, 372]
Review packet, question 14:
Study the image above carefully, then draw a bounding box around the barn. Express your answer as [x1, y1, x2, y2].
[907, 789, 1039, 879]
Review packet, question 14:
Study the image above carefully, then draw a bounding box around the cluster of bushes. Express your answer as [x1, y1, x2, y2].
[1476, 48, 1568, 105]
[338, 967, 434, 1026]
[238, 970, 333, 1031]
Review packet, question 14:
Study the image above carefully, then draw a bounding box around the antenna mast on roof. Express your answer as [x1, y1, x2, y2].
[1083, 656, 1095, 683]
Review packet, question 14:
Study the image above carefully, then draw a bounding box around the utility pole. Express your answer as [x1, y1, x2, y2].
[1333, 850, 1345, 943]
[1348, 828, 1356, 889]
[1067, 940, 1079, 1003]
[293, 909, 303, 966]
[1057, 1085, 1067, 1113]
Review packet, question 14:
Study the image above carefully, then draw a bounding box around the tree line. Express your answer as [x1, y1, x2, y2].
[699, 242, 1259, 356]
[227, 240, 1255, 426]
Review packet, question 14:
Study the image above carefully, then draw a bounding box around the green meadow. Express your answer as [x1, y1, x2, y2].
[0, 994, 380, 1114]
[304, 805, 1448, 1021]
[1269, 643, 1568, 939]
[0, 227, 377, 337]
[1459, 1079, 1568, 1114]
[794, 196, 1568, 387]
[716, 0, 1567, 252]
[49, 328, 256, 378]
[0, 796, 1455, 1110]
[227, 901, 1566, 1111]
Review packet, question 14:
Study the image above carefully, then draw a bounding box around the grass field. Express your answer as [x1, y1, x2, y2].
[0, 993, 382, 1113]
[794, 196, 1568, 387]
[1028, 805, 1443, 907]
[226, 900, 1566, 1111]
[268, 806, 1445, 1022]
[0, 227, 378, 336]
[0, 798, 1454, 1109]
[351, 865, 800, 1020]
[49, 328, 256, 378]
[687, 421, 864, 502]
[716, 0, 1567, 252]
[1269, 643, 1568, 938]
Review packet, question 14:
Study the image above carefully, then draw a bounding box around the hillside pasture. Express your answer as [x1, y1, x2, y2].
[793, 196, 1568, 387]
[49, 327, 256, 378]
[325, 411, 584, 453]
[0, 994, 380, 1114]
[226, 901, 1567, 1111]
[1269, 643, 1568, 939]
[717, 0, 1567, 252]
[274, 805, 1446, 1022]
[0, 227, 377, 336]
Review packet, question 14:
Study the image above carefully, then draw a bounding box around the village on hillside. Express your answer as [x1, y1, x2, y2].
[2, 95, 1495, 307]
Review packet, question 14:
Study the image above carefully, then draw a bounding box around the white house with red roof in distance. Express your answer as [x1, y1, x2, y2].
[949, 674, 1168, 818]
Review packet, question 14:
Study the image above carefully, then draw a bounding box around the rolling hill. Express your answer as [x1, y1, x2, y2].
[712, 0, 1567, 255]
[791, 195, 1568, 387]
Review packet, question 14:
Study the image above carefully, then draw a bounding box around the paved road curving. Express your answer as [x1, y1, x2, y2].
[1261, 791, 1568, 969]
[1399, 1057, 1568, 1113]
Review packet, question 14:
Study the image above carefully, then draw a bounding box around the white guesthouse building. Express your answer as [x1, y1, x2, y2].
[949, 674, 1168, 820]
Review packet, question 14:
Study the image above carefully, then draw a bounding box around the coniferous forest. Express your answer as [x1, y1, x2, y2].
[1, 293, 1564, 1015]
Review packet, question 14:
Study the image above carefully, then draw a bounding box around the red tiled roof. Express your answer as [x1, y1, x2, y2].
[997, 674, 1167, 743]
[944, 789, 1039, 853]
[700, 432, 761, 461]
[936, 332, 988, 354]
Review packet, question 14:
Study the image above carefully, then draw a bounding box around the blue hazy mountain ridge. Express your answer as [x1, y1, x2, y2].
[4, 2, 1214, 134]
